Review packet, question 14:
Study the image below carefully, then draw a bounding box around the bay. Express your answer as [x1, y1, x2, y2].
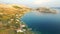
[21, 8, 60, 34]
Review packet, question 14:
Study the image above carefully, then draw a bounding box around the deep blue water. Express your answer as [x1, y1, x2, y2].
[21, 9, 60, 34]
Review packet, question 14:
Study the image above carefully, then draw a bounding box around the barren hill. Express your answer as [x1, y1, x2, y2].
[0, 4, 31, 15]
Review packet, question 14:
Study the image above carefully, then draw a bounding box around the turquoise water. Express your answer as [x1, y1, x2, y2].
[21, 9, 60, 34]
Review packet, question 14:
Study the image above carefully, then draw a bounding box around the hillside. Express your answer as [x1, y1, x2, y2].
[0, 4, 33, 34]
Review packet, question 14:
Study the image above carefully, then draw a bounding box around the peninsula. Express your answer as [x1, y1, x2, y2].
[0, 4, 33, 34]
[36, 7, 58, 14]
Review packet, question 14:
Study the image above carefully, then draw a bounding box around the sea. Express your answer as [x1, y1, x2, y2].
[21, 8, 60, 34]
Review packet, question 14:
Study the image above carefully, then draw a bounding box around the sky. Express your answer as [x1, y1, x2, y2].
[0, 0, 60, 8]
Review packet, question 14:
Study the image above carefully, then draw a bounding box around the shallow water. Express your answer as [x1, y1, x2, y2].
[21, 9, 60, 34]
